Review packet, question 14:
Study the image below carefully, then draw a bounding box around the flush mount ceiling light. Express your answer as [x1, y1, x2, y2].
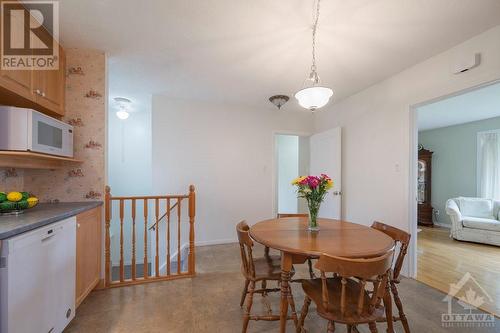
[114, 97, 131, 120]
[269, 95, 290, 109]
[295, 0, 333, 112]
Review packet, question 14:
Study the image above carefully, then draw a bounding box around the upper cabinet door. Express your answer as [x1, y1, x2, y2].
[0, 67, 33, 100]
[0, 1, 34, 101]
[0, 0, 65, 117]
[33, 43, 66, 116]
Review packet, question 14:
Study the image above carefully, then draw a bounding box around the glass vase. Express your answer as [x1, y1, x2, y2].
[307, 200, 320, 232]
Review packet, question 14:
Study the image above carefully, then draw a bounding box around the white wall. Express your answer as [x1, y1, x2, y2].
[108, 107, 152, 196]
[277, 135, 299, 214]
[108, 102, 152, 264]
[152, 97, 313, 245]
[314, 25, 500, 274]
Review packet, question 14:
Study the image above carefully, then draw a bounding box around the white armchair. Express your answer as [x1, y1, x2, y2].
[446, 197, 500, 247]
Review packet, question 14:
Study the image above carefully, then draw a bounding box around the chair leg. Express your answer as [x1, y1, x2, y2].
[240, 279, 250, 307]
[242, 280, 255, 333]
[287, 281, 299, 328]
[327, 321, 336, 333]
[368, 322, 378, 333]
[347, 324, 353, 333]
[391, 281, 410, 333]
[297, 296, 311, 333]
[307, 258, 316, 279]
[261, 279, 273, 315]
[383, 282, 394, 333]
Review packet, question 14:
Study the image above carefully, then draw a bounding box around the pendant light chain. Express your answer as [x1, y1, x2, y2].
[294, 0, 333, 111]
[310, 0, 321, 84]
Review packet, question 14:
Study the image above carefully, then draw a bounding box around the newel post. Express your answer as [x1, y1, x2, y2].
[104, 186, 112, 287]
[188, 185, 196, 275]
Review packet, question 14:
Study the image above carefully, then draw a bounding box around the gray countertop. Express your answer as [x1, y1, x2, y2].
[0, 202, 103, 240]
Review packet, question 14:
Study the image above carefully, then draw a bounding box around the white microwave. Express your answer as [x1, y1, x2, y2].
[0, 106, 73, 157]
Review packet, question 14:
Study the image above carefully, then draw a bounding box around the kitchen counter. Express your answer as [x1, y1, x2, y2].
[0, 202, 102, 240]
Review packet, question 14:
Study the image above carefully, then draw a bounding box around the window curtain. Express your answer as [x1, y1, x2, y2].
[478, 132, 500, 200]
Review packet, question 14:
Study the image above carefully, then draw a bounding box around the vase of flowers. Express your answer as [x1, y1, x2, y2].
[291, 174, 333, 231]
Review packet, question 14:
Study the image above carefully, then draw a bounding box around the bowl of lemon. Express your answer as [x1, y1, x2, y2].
[0, 192, 39, 215]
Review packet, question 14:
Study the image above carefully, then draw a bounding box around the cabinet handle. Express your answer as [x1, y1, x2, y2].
[77, 223, 81, 228]
[34, 89, 41, 95]
[41, 92, 46, 97]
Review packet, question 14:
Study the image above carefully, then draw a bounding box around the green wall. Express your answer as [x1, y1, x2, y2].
[419, 116, 500, 225]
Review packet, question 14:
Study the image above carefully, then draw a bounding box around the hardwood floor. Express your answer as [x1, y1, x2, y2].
[417, 226, 500, 316]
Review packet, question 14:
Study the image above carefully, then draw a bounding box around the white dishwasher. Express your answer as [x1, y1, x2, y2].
[0, 217, 76, 333]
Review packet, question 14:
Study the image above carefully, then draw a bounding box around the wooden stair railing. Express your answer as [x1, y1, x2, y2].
[104, 185, 196, 288]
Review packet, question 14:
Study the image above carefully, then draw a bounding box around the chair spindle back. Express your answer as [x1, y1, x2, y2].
[371, 221, 411, 280]
[236, 221, 255, 279]
[315, 251, 394, 316]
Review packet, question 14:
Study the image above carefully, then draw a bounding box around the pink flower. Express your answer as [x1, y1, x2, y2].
[299, 177, 309, 186]
[308, 176, 320, 188]
[320, 173, 331, 180]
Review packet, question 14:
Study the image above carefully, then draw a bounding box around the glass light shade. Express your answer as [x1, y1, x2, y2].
[116, 110, 129, 120]
[294, 86, 333, 110]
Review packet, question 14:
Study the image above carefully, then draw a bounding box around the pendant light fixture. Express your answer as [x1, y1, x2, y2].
[295, 0, 333, 111]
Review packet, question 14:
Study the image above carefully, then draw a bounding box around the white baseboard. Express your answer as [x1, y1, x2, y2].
[158, 243, 190, 274]
[434, 222, 451, 229]
[195, 238, 237, 246]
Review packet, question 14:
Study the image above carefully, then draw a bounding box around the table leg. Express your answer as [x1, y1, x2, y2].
[280, 252, 293, 333]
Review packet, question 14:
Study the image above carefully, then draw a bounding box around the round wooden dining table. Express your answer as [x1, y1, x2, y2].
[249, 217, 395, 333]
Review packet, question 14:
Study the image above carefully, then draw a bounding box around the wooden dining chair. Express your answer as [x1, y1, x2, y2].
[265, 213, 317, 279]
[371, 221, 411, 333]
[297, 250, 394, 333]
[236, 221, 299, 332]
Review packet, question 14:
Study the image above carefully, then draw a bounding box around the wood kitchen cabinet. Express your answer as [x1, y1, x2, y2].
[33, 45, 66, 116]
[0, 0, 66, 117]
[76, 207, 102, 307]
[0, 68, 33, 101]
[0, 0, 34, 102]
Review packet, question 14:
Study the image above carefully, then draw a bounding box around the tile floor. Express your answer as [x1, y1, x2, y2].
[66, 243, 499, 333]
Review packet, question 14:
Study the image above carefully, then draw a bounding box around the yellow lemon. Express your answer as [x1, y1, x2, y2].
[27, 197, 39, 208]
[7, 192, 22, 202]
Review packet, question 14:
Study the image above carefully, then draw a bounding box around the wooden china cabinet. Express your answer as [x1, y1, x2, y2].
[418, 148, 434, 226]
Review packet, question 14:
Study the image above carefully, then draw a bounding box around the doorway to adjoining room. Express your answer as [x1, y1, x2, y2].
[413, 81, 500, 316]
[275, 134, 310, 215]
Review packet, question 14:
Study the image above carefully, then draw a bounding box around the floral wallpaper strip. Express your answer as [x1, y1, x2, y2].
[85, 191, 102, 200]
[4, 168, 18, 178]
[67, 66, 84, 76]
[68, 169, 84, 178]
[67, 117, 84, 127]
[0, 168, 24, 192]
[22, 48, 106, 203]
[85, 89, 102, 99]
[85, 140, 102, 149]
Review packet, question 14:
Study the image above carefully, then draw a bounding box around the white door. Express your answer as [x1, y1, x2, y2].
[309, 127, 342, 219]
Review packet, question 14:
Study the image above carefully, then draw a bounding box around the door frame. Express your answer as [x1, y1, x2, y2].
[407, 78, 500, 279]
[272, 130, 312, 217]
